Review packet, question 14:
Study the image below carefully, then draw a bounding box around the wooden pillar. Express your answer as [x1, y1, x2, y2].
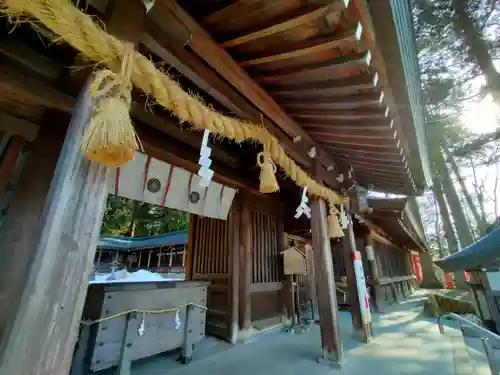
[0, 78, 111, 374]
[310, 196, 343, 365]
[364, 232, 382, 312]
[147, 250, 152, 268]
[137, 251, 143, 269]
[0, 2, 147, 373]
[238, 191, 252, 333]
[0, 121, 66, 350]
[229, 196, 240, 344]
[0, 135, 25, 200]
[341, 216, 372, 342]
[169, 247, 174, 269]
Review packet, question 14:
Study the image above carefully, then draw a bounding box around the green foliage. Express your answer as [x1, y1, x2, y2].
[101, 196, 189, 236]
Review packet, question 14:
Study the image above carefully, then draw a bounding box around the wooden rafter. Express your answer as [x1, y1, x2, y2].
[166, 0, 343, 181]
[239, 25, 364, 67]
[255, 52, 371, 85]
[220, 5, 341, 48]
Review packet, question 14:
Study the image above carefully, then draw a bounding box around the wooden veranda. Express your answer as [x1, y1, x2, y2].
[0, 0, 430, 374]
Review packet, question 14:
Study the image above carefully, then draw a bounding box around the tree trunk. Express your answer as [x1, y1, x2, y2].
[433, 177, 455, 257]
[469, 156, 489, 230]
[127, 200, 139, 237]
[444, 145, 486, 233]
[420, 252, 445, 289]
[434, 150, 471, 289]
[451, 0, 500, 106]
[435, 149, 475, 247]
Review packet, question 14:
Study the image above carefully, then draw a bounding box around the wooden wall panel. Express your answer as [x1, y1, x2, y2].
[190, 201, 238, 341]
[250, 210, 281, 284]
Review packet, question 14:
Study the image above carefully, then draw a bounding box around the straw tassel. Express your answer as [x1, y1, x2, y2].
[327, 205, 345, 239]
[80, 44, 141, 167]
[257, 145, 279, 194]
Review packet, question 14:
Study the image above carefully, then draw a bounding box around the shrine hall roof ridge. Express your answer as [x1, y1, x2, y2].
[98, 230, 188, 251]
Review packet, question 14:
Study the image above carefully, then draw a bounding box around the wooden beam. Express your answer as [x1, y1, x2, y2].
[221, 4, 343, 48]
[0, 136, 25, 200]
[137, 124, 257, 192]
[255, 53, 371, 85]
[165, 1, 340, 174]
[239, 27, 363, 67]
[324, 143, 402, 155]
[283, 100, 381, 111]
[305, 126, 395, 140]
[131, 102, 240, 169]
[0, 112, 39, 142]
[292, 110, 387, 122]
[0, 65, 73, 113]
[141, 21, 310, 167]
[329, 150, 404, 162]
[0, 37, 62, 80]
[317, 136, 397, 148]
[281, 91, 382, 106]
[268, 74, 376, 97]
[167, 1, 310, 142]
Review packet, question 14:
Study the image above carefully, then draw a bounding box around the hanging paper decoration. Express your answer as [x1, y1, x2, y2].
[198, 130, 214, 188]
[110, 152, 237, 220]
[294, 187, 311, 219]
[138, 314, 145, 336]
[174, 309, 181, 330]
[339, 204, 349, 229]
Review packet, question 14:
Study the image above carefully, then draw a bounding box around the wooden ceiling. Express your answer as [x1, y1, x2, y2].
[176, 0, 423, 195]
[0, 0, 427, 196]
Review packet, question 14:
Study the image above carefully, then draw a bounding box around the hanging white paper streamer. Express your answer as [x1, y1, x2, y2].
[174, 309, 181, 330]
[198, 130, 214, 188]
[340, 204, 349, 229]
[294, 187, 311, 219]
[138, 314, 145, 336]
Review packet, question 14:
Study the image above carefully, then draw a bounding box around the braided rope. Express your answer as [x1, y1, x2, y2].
[1, 0, 346, 205]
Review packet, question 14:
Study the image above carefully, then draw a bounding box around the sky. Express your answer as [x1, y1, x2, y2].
[461, 96, 500, 134]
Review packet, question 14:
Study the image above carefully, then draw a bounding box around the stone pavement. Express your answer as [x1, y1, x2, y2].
[118, 290, 459, 375]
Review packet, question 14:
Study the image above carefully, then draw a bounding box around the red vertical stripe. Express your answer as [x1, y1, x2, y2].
[143, 156, 152, 193]
[160, 166, 175, 207]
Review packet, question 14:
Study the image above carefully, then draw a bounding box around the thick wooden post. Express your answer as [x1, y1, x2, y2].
[229, 195, 240, 344]
[0, 2, 147, 373]
[239, 191, 252, 334]
[0, 135, 25, 200]
[364, 232, 382, 312]
[310, 196, 343, 365]
[341, 217, 372, 342]
[0, 78, 111, 374]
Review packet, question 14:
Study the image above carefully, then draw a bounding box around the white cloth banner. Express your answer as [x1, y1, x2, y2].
[353, 251, 372, 324]
[109, 152, 237, 220]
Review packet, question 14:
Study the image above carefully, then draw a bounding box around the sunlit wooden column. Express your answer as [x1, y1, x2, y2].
[238, 190, 252, 335]
[364, 231, 382, 311]
[341, 211, 373, 343]
[310, 196, 343, 365]
[310, 160, 343, 366]
[0, 1, 147, 374]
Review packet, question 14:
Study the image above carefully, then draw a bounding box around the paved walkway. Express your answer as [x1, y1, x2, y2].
[122, 290, 457, 375]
